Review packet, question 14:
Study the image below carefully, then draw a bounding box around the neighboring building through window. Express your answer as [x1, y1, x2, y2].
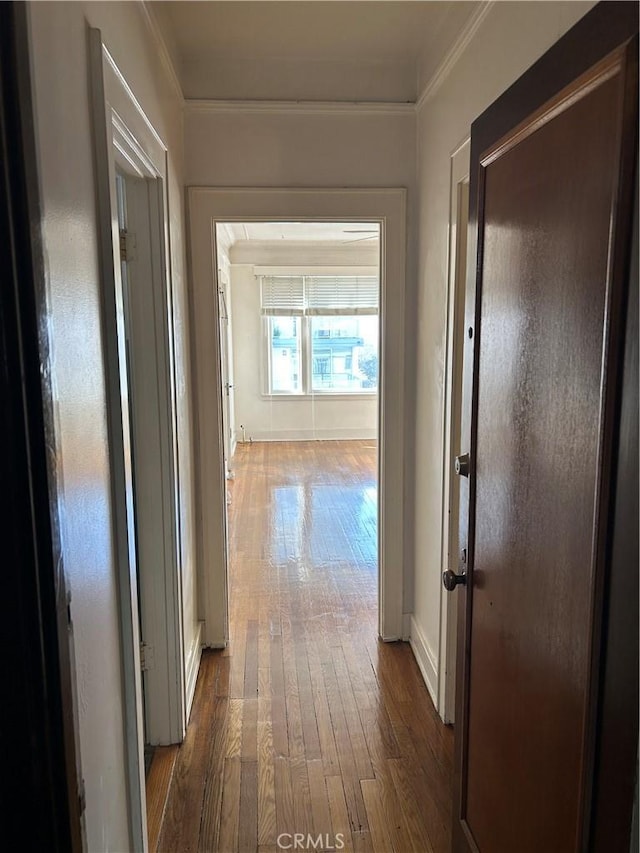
[262, 275, 379, 395]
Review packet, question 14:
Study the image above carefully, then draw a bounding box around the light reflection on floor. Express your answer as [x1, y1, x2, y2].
[228, 441, 378, 615]
[269, 483, 377, 570]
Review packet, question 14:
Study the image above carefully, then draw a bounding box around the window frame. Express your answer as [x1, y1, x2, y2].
[262, 274, 380, 398]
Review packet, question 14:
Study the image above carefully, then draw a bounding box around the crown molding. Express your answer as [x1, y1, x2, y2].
[416, 1, 495, 112]
[139, 1, 185, 106]
[184, 99, 416, 117]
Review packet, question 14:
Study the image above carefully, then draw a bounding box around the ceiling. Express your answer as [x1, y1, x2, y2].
[219, 221, 380, 246]
[151, 2, 481, 102]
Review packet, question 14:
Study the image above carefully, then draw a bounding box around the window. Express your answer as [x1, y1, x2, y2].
[261, 275, 379, 395]
[269, 316, 301, 393]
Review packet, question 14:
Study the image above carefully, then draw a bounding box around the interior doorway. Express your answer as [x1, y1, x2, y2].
[188, 188, 407, 649]
[214, 221, 381, 667]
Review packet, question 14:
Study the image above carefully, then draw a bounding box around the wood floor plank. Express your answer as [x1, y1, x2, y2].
[290, 755, 314, 838]
[157, 441, 453, 852]
[257, 698, 277, 847]
[308, 658, 340, 777]
[146, 746, 178, 853]
[326, 775, 355, 853]
[244, 619, 259, 699]
[198, 694, 230, 852]
[218, 758, 241, 853]
[307, 759, 332, 837]
[322, 660, 369, 833]
[332, 648, 374, 781]
[361, 779, 395, 852]
[274, 757, 295, 838]
[157, 654, 217, 852]
[223, 697, 242, 760]
[242, 698, 258, 762]
[238, 760, 258, 852]
[388, 757, 437, 853]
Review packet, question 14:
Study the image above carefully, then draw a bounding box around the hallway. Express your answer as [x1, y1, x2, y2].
[157, 441, 453, 852]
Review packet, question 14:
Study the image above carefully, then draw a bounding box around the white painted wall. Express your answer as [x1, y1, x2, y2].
[27, 3, 194, 848]
[229, 264, 378, 442]
[411, 0, 596, 702]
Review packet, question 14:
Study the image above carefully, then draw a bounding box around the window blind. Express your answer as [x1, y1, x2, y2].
[260, 275, 379, 315]
[260, 276, 305, 315]
[305, 276, 378, 314]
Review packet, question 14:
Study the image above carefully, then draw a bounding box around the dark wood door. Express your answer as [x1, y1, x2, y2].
[451, 4, 638, 852]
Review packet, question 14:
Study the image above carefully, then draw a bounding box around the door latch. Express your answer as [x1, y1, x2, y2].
[455, 453, 470, 477]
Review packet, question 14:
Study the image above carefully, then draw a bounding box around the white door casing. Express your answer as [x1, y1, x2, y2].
[437, 138, 470, 723]
[89, 28, 186, 850]
[217, 269, 235, 476]
[188, 188, 406, 646]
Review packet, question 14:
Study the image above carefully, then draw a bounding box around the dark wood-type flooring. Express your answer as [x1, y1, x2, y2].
[155, 440, 453, 852]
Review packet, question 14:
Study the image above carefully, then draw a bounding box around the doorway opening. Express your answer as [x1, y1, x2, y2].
[188, 187, 406, 656]
[215, 221, 381, 682]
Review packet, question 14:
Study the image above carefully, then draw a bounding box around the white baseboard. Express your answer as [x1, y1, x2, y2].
[241, 428, 377, 442]
[409, 616, 438, 711]
[402, 613, 412, 641]
[185, 621, 203, 723]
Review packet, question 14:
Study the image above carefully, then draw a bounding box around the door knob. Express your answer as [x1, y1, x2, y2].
[442, 569, 466, 591]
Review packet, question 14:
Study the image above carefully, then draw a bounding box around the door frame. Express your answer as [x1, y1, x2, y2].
[217, 267, 235, 478]
[188, 188, 406, 645]
[88, 28, 186, 850]
[453, 3, 638, 849]
[115, 172, 186, 747]
[437, 138, 470, 724]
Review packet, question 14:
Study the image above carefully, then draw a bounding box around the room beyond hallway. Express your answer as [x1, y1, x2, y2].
[156, 441, 453, 852]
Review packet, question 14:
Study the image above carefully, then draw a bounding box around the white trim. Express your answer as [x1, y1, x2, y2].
[90, 28, 188, 850]
[121, 176, 186, 746]
[410, 617, 438, 710]
[185, 622, 203, 723]
[102, 47, 166, 152]
[139, 1, 185, 105]
[88, 30, 148, 853]
[402, 613, 412, 642]
[188, 188, 406, 645]
[437, 139, 471, 725]
[185, 99, 416, 116]
[238, 429, 378, 443]
[416, 2, 495, 111]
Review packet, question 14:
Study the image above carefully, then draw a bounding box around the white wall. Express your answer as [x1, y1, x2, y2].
[27, 2, 194, 848]
[411, 1, 596, 700]
[229, 264, 378, 442]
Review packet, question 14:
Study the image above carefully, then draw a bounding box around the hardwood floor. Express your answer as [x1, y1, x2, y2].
[157, 440, 453, 852]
